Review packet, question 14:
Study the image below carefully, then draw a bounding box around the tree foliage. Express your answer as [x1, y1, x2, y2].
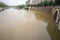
[0, 2, 8, 7]
[18, 5, 25, 9]
[48, 0, 53, 6]
[26, 0, 54, 7]
[55, 0, 60, 5]
[20, 0, 60, 8]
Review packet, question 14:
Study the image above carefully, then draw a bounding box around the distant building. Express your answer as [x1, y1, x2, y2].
[26, 0, 30, 5]
[26, 0, 41, 5]
[31, 0, 41, 4]
[26, 0, 55, 5]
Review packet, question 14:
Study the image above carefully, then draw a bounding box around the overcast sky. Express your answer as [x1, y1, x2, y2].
[0, 0, 27, 6]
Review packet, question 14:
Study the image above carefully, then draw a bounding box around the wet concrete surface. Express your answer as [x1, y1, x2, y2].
[0, 8, 60, 40]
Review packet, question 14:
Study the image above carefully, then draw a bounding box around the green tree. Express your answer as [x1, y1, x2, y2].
[48, 0, 53, 6]
[18, 5, 25, 9]
[0, 2, 8, 7]
[42, 0, 49, 6]
[55, 0, 60, 5]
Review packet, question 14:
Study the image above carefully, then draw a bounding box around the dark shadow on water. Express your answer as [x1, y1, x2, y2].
[34, 10, 60, 40]
[0, 7, 10, 12]
[46, 13, 60, 40]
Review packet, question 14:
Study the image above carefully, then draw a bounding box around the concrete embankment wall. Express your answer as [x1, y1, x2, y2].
[31, 7, 52, 13]
[31, 6, 60, 15]
[31, 6, 60, 23]
[31, 6, 60, 30]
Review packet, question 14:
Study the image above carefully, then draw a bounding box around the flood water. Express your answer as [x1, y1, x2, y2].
[0, 8, 60, 40]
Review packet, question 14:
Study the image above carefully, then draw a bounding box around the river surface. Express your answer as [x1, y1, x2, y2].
[0, 8, 59, 40]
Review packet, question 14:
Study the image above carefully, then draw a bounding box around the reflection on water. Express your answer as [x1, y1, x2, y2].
[0, 8, 59, 40]
[34, 10, 60, 40]
[46, 13, 60, 40]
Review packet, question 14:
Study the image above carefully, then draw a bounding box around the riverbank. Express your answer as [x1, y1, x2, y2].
[30, 6, 60, 40]
[30, 6, 60, 14]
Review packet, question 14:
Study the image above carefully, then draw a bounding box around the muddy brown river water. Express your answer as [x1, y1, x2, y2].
[0, 8, 60, 40]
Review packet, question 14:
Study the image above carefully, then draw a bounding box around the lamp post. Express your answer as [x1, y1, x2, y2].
[29, 0, 32, 11]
